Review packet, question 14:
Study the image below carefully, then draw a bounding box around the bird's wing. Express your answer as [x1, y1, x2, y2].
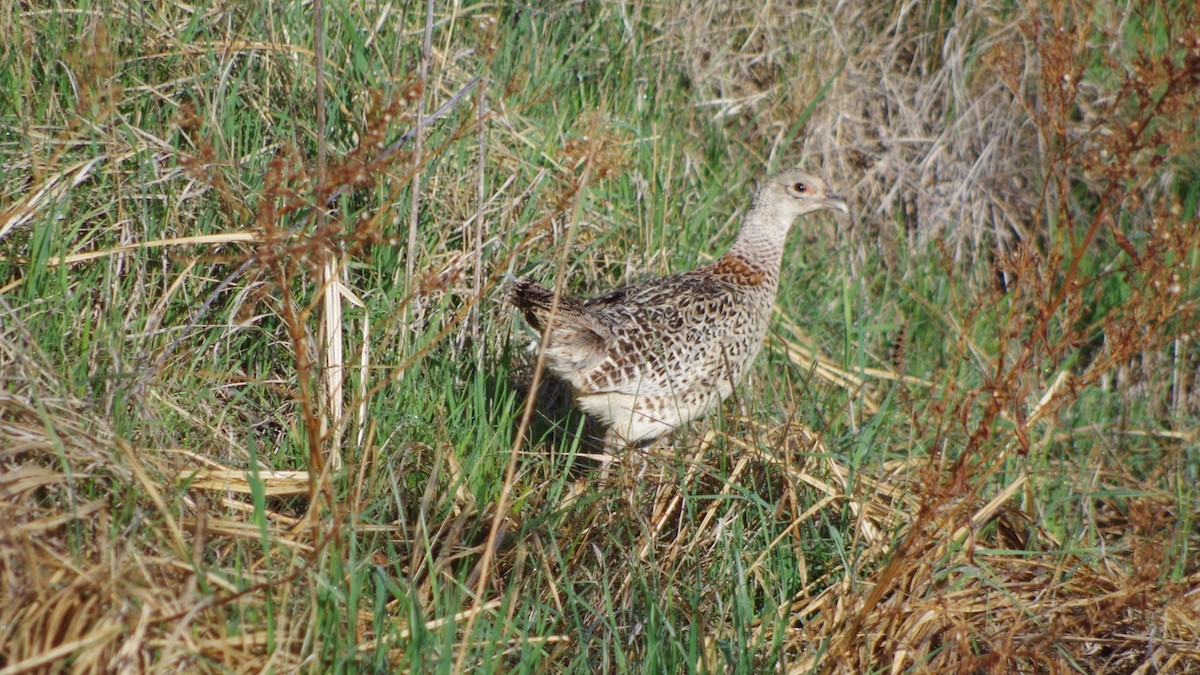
[577, 273, 741, 397]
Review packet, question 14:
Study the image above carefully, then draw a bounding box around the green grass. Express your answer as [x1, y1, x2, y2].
[2, 1, 1199, 673]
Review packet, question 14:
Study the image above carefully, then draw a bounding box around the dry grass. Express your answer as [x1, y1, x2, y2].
[2, 0, 1199, 672]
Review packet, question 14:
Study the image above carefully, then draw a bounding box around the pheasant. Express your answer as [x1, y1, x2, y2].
[510, 169, 848, 452]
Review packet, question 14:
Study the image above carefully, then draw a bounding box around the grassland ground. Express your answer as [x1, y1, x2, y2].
[1, 1, 1198, 672]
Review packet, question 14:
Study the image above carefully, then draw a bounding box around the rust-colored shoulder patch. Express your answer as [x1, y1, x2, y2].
[710, 254, 766, 286]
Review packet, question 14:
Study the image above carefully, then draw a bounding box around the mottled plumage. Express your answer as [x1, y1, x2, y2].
[510, 170, 848, 451]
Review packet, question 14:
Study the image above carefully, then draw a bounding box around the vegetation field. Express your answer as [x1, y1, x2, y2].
[2, 0, 1198, 672]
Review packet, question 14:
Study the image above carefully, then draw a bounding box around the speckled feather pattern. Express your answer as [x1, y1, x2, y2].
[510, 170, 847, 448]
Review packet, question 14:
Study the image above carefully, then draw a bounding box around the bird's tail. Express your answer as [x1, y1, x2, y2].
[507, 277, 608, 374]
[507, 277, 585, 334]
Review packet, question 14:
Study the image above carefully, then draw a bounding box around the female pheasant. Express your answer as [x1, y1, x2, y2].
[510, 170, 848, 452]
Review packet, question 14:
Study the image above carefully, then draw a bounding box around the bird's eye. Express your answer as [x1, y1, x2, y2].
[793, 182, 807, 193]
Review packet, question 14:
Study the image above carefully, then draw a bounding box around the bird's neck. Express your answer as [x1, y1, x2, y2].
[724, 209, 793, 283]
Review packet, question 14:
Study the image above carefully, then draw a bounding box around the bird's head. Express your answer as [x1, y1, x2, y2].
[757, 170, 849, 221]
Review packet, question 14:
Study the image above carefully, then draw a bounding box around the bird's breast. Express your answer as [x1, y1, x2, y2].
[709, 254, 770, 286]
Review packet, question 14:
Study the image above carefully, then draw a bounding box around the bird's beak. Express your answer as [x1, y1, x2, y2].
[822, 195, 850, 214]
